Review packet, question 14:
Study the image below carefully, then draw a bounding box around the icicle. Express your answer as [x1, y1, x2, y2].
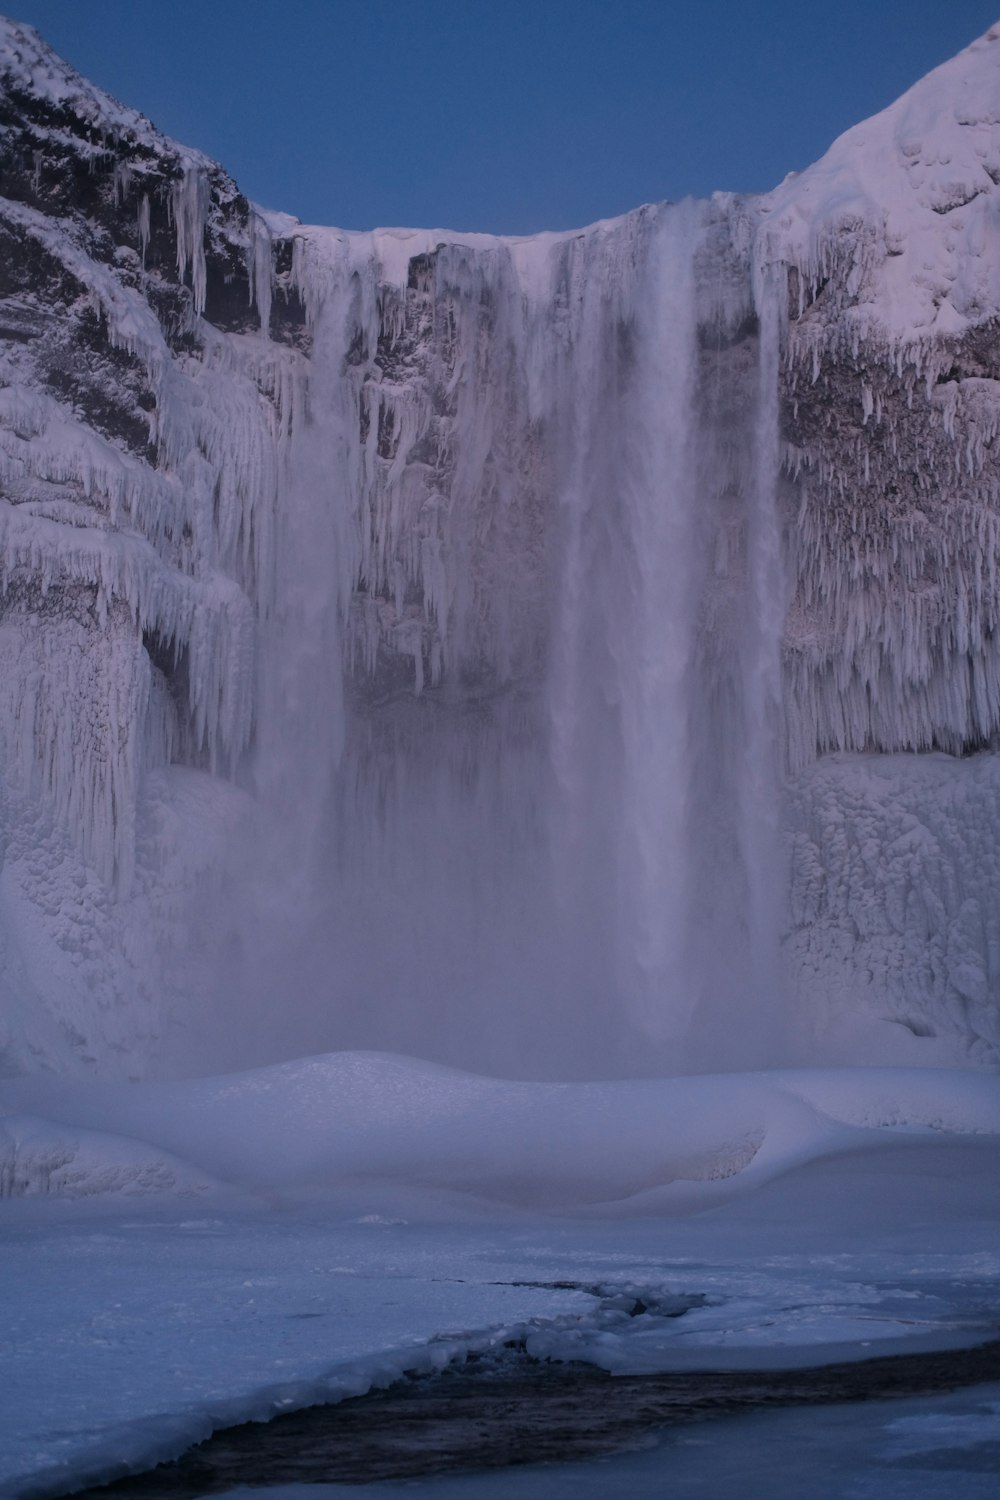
[137, 193, 150, 267]
[171, 164, 209, 316]
[112, 161, 132, 207]
[246, 210, 273, 336]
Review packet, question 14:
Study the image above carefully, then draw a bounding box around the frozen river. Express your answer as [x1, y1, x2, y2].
[2, 1055, 1000, 1497]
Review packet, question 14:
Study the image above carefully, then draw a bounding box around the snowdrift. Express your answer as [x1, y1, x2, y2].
[3, 1052, 999, 1211]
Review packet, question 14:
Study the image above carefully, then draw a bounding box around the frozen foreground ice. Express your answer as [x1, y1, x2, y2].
[1, 1053, 1000, 1496]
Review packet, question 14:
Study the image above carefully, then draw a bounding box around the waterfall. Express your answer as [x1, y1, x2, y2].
[6, 19, 1000, 1079]
[547, 203, 702, 1050]
[197, 204, 789, 1079]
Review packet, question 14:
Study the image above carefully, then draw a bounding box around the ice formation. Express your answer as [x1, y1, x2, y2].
[0, 16, 999, 1076]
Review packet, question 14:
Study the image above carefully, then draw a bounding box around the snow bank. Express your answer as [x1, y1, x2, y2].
[0, 1211, 598, 1499]
[2, 1053, 998, 1211]
[0, 1113, 218, 1198]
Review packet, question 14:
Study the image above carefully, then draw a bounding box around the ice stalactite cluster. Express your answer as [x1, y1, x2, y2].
[757, 22, 1000, 1059]
[283, 227, 549, 698]
[0, 16, 315, 1070]
[0, 176, 304, 897]
[0, 311, 282, 887]
[170, 166, 209, 318]
[769, 21, 1000, 770]
[785, 752, 1000, 1063]
[779, 310, 1000, 773]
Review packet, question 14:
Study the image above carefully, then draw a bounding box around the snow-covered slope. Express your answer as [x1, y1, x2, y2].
[768, 21, 1000, 349]
[0, 15, 999, 1076]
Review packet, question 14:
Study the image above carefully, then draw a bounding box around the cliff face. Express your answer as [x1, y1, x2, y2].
[764, 26, 1000, 1062]
[0, 20, 295, 1068]
[0, 16, 998, 1077]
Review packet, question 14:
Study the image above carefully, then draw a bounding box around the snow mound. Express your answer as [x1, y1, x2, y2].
[2, 1053, 998, 1211]
[0, 1113, 218, 1198]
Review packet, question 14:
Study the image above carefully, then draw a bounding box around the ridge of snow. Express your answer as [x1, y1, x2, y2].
[3, 1053, 999, 1210]
[0, 1112, 219, 1198]
[763, 19, 1000, 350]
[0, 15, 212, 169]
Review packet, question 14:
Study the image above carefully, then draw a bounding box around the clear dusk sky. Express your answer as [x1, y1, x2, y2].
[8, 1, 1000, 233]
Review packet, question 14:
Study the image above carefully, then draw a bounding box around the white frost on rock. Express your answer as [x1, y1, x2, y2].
[785, 752, 1000, 1064]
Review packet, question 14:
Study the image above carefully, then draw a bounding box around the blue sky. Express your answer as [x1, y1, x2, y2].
[9, 1, 1000, 233]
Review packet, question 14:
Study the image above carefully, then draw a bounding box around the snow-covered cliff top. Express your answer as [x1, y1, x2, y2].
[3, 10, 999, 343]
[763, 19, 1000, 347]
[0, 14, 211, 166]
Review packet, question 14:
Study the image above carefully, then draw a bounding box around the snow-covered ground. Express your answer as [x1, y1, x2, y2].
[1, 1054, 999, 1496]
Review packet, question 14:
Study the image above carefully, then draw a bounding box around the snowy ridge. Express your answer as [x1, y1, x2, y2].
[0, 1112, 218, 1198]
[0, 18, 211, 163]
[3, 1052, 999, 1210]
[767, 20, 1000, 354]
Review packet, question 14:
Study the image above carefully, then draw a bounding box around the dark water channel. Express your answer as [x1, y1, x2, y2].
[66, 1338, 1000, 1497]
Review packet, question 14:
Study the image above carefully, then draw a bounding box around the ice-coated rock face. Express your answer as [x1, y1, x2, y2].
[0, 15, 998, 1077]
[774, 21, 1000, 769]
